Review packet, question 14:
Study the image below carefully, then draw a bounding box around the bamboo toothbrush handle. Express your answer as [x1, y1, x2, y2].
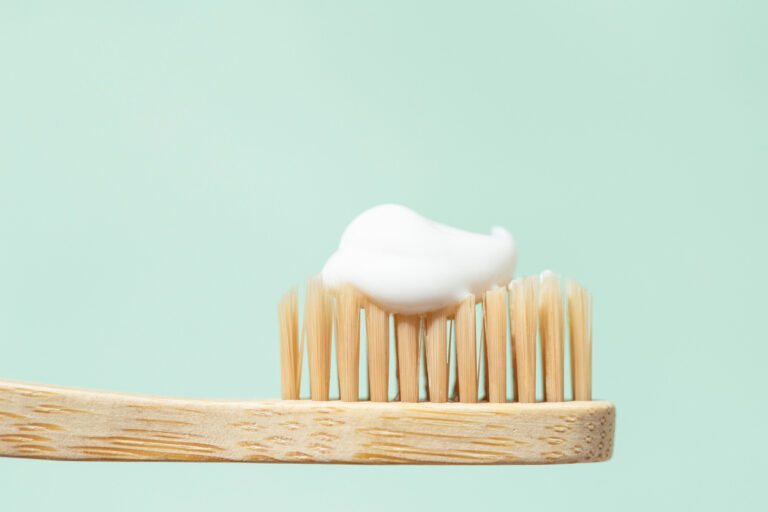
[0, 378, 614, 464]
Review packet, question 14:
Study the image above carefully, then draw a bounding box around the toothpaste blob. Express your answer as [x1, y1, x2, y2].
[321, 204, 517, 314]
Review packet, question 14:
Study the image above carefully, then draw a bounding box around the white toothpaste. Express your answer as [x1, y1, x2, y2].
[321, 204, 517, 314]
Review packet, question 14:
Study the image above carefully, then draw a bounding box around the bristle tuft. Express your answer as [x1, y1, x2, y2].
[509, 277, 538, 403]
[306, 276, 332, 401]
[567, 280, 592, 401]
[455, 296, 478, 403]
[335, 285, 361, 401]
[539, 273, 564, 402]
[278, 288, 300, 399]
[425, 312, 449, 402]
[395, 315, 420, 402]
[484, 288, 507, 403]
[365, 300, 390, 402]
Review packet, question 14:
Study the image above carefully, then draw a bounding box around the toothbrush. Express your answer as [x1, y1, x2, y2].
[0, 206, 614, 464]
[0, 276, 611, 464]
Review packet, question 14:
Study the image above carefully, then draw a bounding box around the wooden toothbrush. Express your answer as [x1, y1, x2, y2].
[0, 274, 614, 464]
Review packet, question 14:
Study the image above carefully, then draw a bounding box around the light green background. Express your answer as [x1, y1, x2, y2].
[1, 1, 766, 510]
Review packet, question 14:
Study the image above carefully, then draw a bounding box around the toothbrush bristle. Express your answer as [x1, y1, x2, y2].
[278, 287, 300, 399]
[335, 285, 361, 402]
[484, 287, 508, 403]
[425, 312, 449, 402]
[282, 274, 593, 404]
[567, 280, 593, 401]
[456, 296, 478, 403]
[306, 276, 332, 401]
[540, 273, 565, 402]
[394, 314, 420, 402]
[509, 276, 538, 403]
[365, 300, 390, 402]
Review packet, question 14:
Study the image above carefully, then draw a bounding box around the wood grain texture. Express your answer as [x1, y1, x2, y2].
[0, 379, 614, 464]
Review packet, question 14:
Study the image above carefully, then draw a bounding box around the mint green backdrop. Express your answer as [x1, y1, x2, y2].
[1, 2, 765, 510]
